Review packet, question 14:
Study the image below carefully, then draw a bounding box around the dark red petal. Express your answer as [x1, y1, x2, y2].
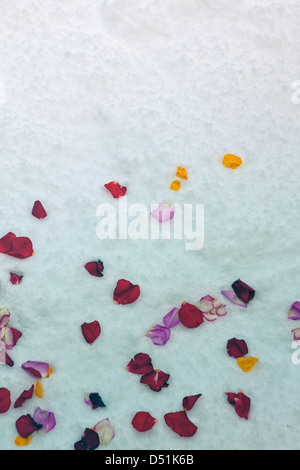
[84, 260, 104, 277]
[0, 232, 16, 254]
[74, 439, 88, 450]
[182, 394, 202, 411]
[104, 181, 127, 198]
[32, 200, 47, 219]
[0, 387, 11, 413]
[226, 392, 251, 419]
[6, 237, 34, 259]
[10, 272, 23, 285]
[10, 327, 22, 347]
[15, 414, 41, 438]
[226, 338, 248, 358]
[113, 279, 140, 305]
[0, 350, 14, 367]
[82, 428, 100, 450]
[14, 385, 34, 408]
[81, 321, 101, 344]
[231, 279, 255, 304]
[126, 353, 154, 375]
[140, 369, 170, 392]
[164, 411, 197, 437]
[178, 302, 204, 328]
[131, 412, 157, 432]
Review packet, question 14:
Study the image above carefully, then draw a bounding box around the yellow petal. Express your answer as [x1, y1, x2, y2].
[222, 154, 243, 169]
[46, 366, 53, 378]
[15, 434, 32, 446]
[35, 380, 43, 397]
[170, 180, 181, 191]
[237, 356, 258, 372]
[176, 167, 188, 180]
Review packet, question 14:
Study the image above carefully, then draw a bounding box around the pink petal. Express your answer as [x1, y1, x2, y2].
[198, 295, 214, 313]
[146, 325, 171, 346]
[291, 328, 300, 341]
[1, 327, 22, 349]
[288, 302, 300, 320]
[33, 407, 56, 434]
[93, 418, 115, 446]
[21, 361, 51, 379]
[221, 290, 248, 308]
[150, 203, 175, 222]
[163, 307, 180, 328]
[202, 311, 219, 322]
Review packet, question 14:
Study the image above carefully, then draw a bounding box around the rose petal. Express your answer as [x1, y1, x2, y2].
[164, 411, 197, 437]
[15, 414, 41, 438]
[163, 307, 180, 329]
[104, 181, 127, 198]
[0, 232, 16, 254]
[0, 307, 10, 328]
[0, 387, 11, 413]
[288, 302, 300, 320]
[0, 233, 34, 259]
[227, 338, 248, 358]
[33, 407, 56, 434]
[176, 167, 188, 180]
[113, 279, 140, 305]
[131, 412, 157, 432]
[0, 349, 14, 367]
[21, 361, 51, 379]
[75, 428, 100, 450]
[222, 154, 243, 169]
[202, 311, 219, 322]
[14, 385, 34, 408]
[292, 328, 300, 341]
[231, 279, 255, 304]
[126, 353, 154, 375]
[178, 302, 204, 329]
[32, 200, 47, 219]
[226, 392, 251, 419]
[237, 357, 258, 372]
[10, 273, 23, 285]
[198, 295, 215, 313]
[221, 290, 248, 308]
[182, 394, 202, 411]
[150, 203, 175, 222]
[2, 327, 22, 349]
[84, 260, 104, 278]
[81, 321, 101, 345]
[146, 324, 171, 346]
[140, 369, 170, 392]
[93, 418, 115, 446]
[84, 393, 106, 410]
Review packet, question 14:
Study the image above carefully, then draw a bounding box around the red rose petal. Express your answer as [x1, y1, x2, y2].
[32, 200, 47, 219]
[231, 279, 255, 304]
[14, 385, 34, 408]
[140, 369, 170, 392]
[81, 321, 101, 344]
[226, 392, 251, 419]
[164, 411, 197, 437]
[15, 414, 41, 438]
[113, 279, 140, 305]
[9, 328, 22, 348]
[0, 350, 14, 367]
[226, 338, 248, 358]
[0, 233, 34, 259]
[131, 412, 157, 432]
[84, 260, 104, 277]
[126, 353, 154, 375]
[0, 387, 11, 413]
[178, 302, 204, 328]
[104, 181, 127, 198]
[10, 272, 23, 285]
[182, 394, 202, 411]
[0, 232, 16, 254]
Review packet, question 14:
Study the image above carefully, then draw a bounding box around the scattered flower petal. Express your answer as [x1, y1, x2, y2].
[84, 393, 106, 410]
[178, 302, 204, 328]
[231, 279, 255, 304]
[93, 418, 115, 446]
[126, 353, 154, 375]
[0, 349, 14, 367]
[221, 290, 248, 308]
[226, 338, 248, 358]
[35, 381, 43, 398]
[237, 357, 258, 372]
[164, 411, 197, 437]
[14, 385, 34, 408]
[21, 361, 52, 379]
[33, 407, 56, 434]
[113, 279, 140, 305]
[176, 167, 188, 180]
[288, 302, 300, 320]
[146, 324, 171, 346]
[15, 414, 42, 438]
[74, 428, 100, 450]
[0, 307, 10, 328]
[170, 180, 181, 191]
[1, 326, 22, 349]
[132, 412, 157, 432]
[151, 203, 175, 222]
[32, 200, 47, 219]
[15, 434, 32, 446]
[226, 392, 251, 419]
[104, 181, 127, 198]
[291, 328, 300, 342]
[81, 321, 101, 345]
[222, 154, 243, 169]
[0, 232, 34, 259]
[84, 260, 104, 278]
[0, 387, 11, 413]
[10, 272, 23, 285]
[140, 369, 170, 392]
[182, 394, 202, 411]
[163, 307, 180, 329]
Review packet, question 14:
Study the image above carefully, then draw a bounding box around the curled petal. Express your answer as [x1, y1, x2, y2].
[33, 407, 56, 434]
[202, 311, 219, 322]
[227, 338, 248, 358]
[150, 203, 175, 222]
[182, 394, 202, 411]
[164, 411, 197, 437]
[221, 290, 248, 308]
[93, 418, 115, 446]
[226, 392, 251, 419]
[132, 412, 157, 432]
[14, 385, 34, 408]
[146, 324, 171, 346]
[10, 273, 23, 285]
[288, 302, 300, 320]
[292, 328, 300, 341]
[0, 307, 10, 328]
[15, 414, 41, 438]
[231, 279, 255, 304]
[178, 302, 204, 329]
[0, 349, 14, 367]
[84, 260, 104, 278]
[1, 327, 22, 349]
[126, 353, 154, 375]
[32, 200, 47, 219]
[21, 361, 51, 379]
[0, 387, 11, 414]
[81, 321, 101, 345]
[84, 393, 106, 410]
[140, 369, 170, 392]
[113, 279, 140, 305]
[104, 181, 127, 198]
[198, 295, 214, 313]
[163, 307, 180, 329]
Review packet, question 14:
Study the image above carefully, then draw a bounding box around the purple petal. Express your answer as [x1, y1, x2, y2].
[146, 324, 171, 345]
[33, 407, 56, 434]
[150, 203, 175, 222]
[291, 328, 300, 341]
[221, 290, 248, 308]
[21, 361, 50, 378]
[163, 307, 180, 328]
[288, 302, 300, 320]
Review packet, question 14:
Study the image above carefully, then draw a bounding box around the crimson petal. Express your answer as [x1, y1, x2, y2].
[76, 428, 100, 450]
[178, 302, 204, 328]
[6, 236, 34, 259]
[0, 232, 16, 254]
[81, 321, 101, 344]
[227, 338, 248, 358]
[231, 279, 255, 304]
[182, 394, 202, 411]
[226, 392, 251, 419]
[10, 272, 23, 285]
[140, 369, 170, 392]
[132, 412, 157, 432]
[84, 260, 104, 277]
[126, 353, 154, 375]
[14, 385, 34, 408]
[0, 387, 11, 413]
[113, 279, 140, 305]
[104, 181, 127, 198]
[15, 414, 42, 438]
[0, 350, 14, 367]
[164, 411, 197, 437]
[32, 200, 47, 219]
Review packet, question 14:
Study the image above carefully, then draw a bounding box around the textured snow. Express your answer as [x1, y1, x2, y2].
[1, 0, 300, 450]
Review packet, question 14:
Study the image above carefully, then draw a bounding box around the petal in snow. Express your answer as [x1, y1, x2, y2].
[1, 327, 22, 349]
[21, 361, 52, 379]
[0, 233, 34, 259]
[225, 392, 251, 419]
[182, 394, 202, 411]
[14, 385, 34, 408]
[150, 203, 175, 222]
[231, 279, 255, 304]
[0, 349, 14, 367]
[104, 181, 127, 198]
[10, 273, 23, 285]
[32, 200, 47, 219]
[93, 418, 115, 446]
[81, 320, 101, 345]
[84, 393, 106, 409]
[226, 338, 248, 358]
[164, 411, 197, 437]
[170, 180, 181, 191]
[113, 279, 140, 305]
[74, 428, 100, 450]
[0, 307, 10, 328]
[33, 407, 56, 434]
[178, 302, 204, 328]
[237, 357, 258, 373]
[131, 412, 157, 432]
[0, 387, 11, 414]
[288, 302, 300, 320]
[140, 369, 170, 392]
[126, 353, 154, 375]
[84, 260, 104, 277]
[146, 324, 171, 346]
[163, 307, 180, 329]
[15, 414, 41, 438]
[176, 167, 188, 180]
[222, 154, 243, 169]
[221, 290, 248, 308]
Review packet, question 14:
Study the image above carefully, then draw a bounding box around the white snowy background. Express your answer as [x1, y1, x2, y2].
[0, 0, 300, 450]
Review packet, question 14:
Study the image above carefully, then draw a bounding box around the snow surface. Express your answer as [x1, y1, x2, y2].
[1, 0, 300, 450]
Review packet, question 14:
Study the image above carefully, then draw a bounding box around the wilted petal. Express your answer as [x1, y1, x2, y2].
[113, 279, 140, 305]
[93, 418, 115, 446]
[84, 393, 106, 410]
[288, 302, 300, 320]
[227, 338, 248, 358]
[104, 181, 127, 198]
[0, 387, 11, 414]
[32, 200, 47, 219]
[198, 295, 214, 313]
[126, 353, 154, 375]
[182, 394, 202, 411]
[221, 290, 248, 308]
[33, 407, 56, 434]
[74, 428, 100, 450]
[1, 234, 34, 260]
[202, 311, 219, 321]
[140, 369, 170, 392]
[131, 412, 157, 432]
[81, 321, 101, 345]
[231, 279, 255, 304]
[84, 260, 104, 278]
[21, 361, 51, 379]
[163, 307, 180, 328]
[146, 324, 171, 346]
[14, 385, 34, 408]
[164, 411, 197, 437]
[150, 203, 175, 222]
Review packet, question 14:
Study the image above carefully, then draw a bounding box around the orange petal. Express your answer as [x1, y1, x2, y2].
[46, 366, 53, 378]
[237, 357, 258, 372]
[170, 180, 181, 191]
[222, 154, 243, 169]
[35, 380, 43, 397]
[176, 167, 188, 180]
[15, 434, 32, 446]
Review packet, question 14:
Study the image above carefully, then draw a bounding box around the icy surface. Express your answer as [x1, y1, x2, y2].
[1, 0, 300, 450]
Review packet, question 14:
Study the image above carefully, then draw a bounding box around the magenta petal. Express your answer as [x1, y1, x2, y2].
[150, 203, 175, 222]
[146, 325, 171, 345]
[288, 302, 300, 320]
[21, 361, 50, 378]
[33, 407, 56, 434]
[291, 328, 300, 341]
[163, 308, 180, 329]
[221, 290, 248, 308]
